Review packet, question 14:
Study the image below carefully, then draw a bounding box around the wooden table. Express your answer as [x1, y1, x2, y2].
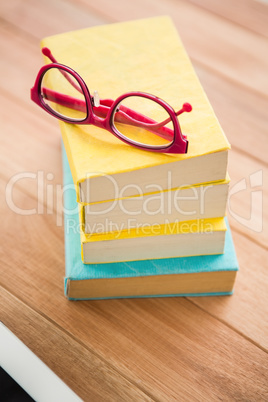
[1, 0, 267, 400]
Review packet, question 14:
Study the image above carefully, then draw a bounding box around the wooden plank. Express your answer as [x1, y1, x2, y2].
[187, 0, 268, 38]
[227, 149, 267, 248]
[0, 288, 153, 401]
[0, 179, 268, 400]
[0, 92, 62, 214]
[0, 23, 53, 104]
[194, 65, 268, 165]
[0, 0, 105, 39]
[189, 229, 268, 352]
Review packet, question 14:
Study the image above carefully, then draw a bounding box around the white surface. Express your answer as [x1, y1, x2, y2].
[0, 322, 82, 402]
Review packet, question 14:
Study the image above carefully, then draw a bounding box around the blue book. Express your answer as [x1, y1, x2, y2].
[62, 147, 238, 301]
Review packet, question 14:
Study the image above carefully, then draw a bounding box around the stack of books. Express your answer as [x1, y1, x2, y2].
[42, 16, 238, 300]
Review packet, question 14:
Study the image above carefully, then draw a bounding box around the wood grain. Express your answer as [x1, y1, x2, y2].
[189, 229, 268, 351]
[0, 288, 153, 401]
[195, 65, 268, 165]
[187, 0, 268, 38]
[1, 0, 267, 399]
[227, 149, 267, 248]
[0, 92, 62, 213]
[0, 0, 105, 39]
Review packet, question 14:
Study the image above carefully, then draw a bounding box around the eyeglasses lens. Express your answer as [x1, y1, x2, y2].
[112, 96, 175, 148]
[40, 67, 87, 121]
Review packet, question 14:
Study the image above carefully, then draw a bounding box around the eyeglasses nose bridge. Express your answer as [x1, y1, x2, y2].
[92, 90, 100, 107]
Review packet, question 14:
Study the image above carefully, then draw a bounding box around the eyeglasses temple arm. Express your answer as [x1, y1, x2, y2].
[117, 103, 192, 131]
[114, 109, 174, 140]
[42, 87, 87, 112]
[113, 103, 192, 141]
[149, 103, 192, 129]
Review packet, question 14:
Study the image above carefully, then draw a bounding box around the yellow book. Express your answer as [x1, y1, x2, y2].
[80, 216, 227, 264]
[42, 16, 230, 203]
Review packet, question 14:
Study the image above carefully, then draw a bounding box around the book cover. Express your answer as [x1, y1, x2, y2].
[80, 216, 227, 263]
[42, 16, 230, 203]
[63, 146, 238, 300]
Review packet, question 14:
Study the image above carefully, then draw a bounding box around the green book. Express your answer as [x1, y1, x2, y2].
[63, 146, 238, 300]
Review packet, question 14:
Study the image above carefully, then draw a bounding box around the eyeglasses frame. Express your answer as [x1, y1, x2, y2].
[31, 62, 189, 154]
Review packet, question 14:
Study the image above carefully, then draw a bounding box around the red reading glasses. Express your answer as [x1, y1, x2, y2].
[31, 47, 192, 153]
